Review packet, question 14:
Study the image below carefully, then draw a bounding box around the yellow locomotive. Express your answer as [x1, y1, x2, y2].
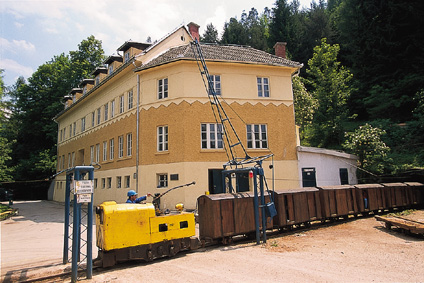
[95, 201, 198, 267]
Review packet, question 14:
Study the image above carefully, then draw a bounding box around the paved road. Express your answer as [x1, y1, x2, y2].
[1, 200, 97, 282]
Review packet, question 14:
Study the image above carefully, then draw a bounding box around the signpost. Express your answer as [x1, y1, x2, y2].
[63, 166, 94, 282]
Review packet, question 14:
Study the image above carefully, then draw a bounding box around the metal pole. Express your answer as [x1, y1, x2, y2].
[71, 193, 79, 282]
[253, 169, 260, 244]
[136, 74, 140, 194]
[87, 169, 94, 279]
[63, 172, 71, 264]
[259, 168, 267, 243]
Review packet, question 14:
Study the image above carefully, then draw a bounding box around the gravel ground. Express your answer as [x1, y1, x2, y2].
[1, 201, 424, 282]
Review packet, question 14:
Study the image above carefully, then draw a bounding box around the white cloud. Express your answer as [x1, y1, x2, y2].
[0, 38, 36, 53]
[0, 58, 33, 77]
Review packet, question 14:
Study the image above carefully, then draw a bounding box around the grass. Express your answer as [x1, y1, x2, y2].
[0, 203, 11, 213]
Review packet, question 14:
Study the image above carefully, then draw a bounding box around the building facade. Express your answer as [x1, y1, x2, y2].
[53, 23, 303, 209]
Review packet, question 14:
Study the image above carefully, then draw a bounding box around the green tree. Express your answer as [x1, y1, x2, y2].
[201, 23, 219, 43]
[304, 38, 353, 148]
[7, 36, 104, 181]
[343, 123, 390, 181]
[0, 70, 14, 182]
[335, 0, 424, 121]
[292, 75, 317, 142]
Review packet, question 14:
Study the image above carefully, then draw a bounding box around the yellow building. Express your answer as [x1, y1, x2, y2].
[53, 23, 303, 210]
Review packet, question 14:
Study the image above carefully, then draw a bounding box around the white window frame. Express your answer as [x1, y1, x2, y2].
[110, 99, 115, 118]
[157, 126, 168, 152]
[104, 103, 109, 121]
[101, 178, 105, 189]
[118, 135, 124, 158]
[110, 138, 114, 160]
[201, 123, 223, 149]
[90, 146, 94, 164]
[107, 177, 112, 189]
[81, 117, 86, 132]
[128, 90, 133, 109]
[119, 95, 125, 113]
[247, 124, 268, 149]
[69, 124, 72, 138]
[157, 173, 168, 188]
[209, 75, 221, 95]
[96, 143, 100, 163]
[73, 122, 76, 136]
[97, 108, 101, 125]
[91, 112, 95, 127]
[127, 133, 132, 156]
[103, 141, 107, 161]
[257, 77, 270, 97]
[158, 78, 168, 99]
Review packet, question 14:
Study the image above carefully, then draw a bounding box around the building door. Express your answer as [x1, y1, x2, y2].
[302, 168, 317, 187]
[339, 168, 349, 185]
[209, 169, 224, 194]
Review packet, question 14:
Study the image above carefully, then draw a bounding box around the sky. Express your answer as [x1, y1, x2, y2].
[0, 0, 313, 87]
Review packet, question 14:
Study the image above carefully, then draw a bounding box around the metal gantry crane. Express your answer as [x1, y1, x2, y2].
[190, 39, 276, 243]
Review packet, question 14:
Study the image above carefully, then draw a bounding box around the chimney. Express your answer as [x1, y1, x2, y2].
[274, 42, 287, 59]
[188, 22, 200, 42]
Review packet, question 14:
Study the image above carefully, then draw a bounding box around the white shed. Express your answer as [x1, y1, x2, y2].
[297, 146, 358, 187]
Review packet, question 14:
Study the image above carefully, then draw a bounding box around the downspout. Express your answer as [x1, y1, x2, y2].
[136, 74, 140, 194]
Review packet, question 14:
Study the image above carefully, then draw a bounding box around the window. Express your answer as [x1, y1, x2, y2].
[81, 117, 86, 132]
[73, 122, 76, 136]
[104, 103, 109, 121]
[157, 126, 168, 151]
[62, 155, 65, 169]
[109, 138, 114, 160]
[119, 95, 124, 113]
[157, 174, 168, 188]
[302, 168, 317, 187]
[158, 78, 168, 99]
[91, 112, 95, 127]
[67, 153, 71, 168]
[108, 65, 113, 75]
[128, 90, 133, 109]
[101, 178, 105, 189]
[125, 175, 130, 188]
[83, 85, 88, 95]
[127, 133, 132, 156]
[209, 75, 221, 95]
[96, 144, 100, 163]
[103, 141, 107, 161]
[257, 77, 269, 97]
[340, 168, 349, 185]
[124, 52, 130, 63]
[107, 177, 112, 189]
[97, 108, 101, 125]
[71, 152, 75, 167]
[94, 178, 98, 189]
[116, 176, 122, 189]
[111, 100, 115, 118]
[59, 130, 62, 142]
[118, 135, 124, 158]
[201, 123, 223, 149]
[246, 124, 268, 149]
[95, 76, 100, 86]
[69, 124, 72, 137]
[90, 146, 94, 164]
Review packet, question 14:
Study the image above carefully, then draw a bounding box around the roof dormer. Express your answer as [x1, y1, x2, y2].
[79, 78, 95, 95]
[69, 88, 83, 103]
[92, 67, 108, 86]
[117, 41, 151, 63]
[104, 54, 123, 75]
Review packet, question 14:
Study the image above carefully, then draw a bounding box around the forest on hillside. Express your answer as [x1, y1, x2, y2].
[0, 0, 423, 184]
